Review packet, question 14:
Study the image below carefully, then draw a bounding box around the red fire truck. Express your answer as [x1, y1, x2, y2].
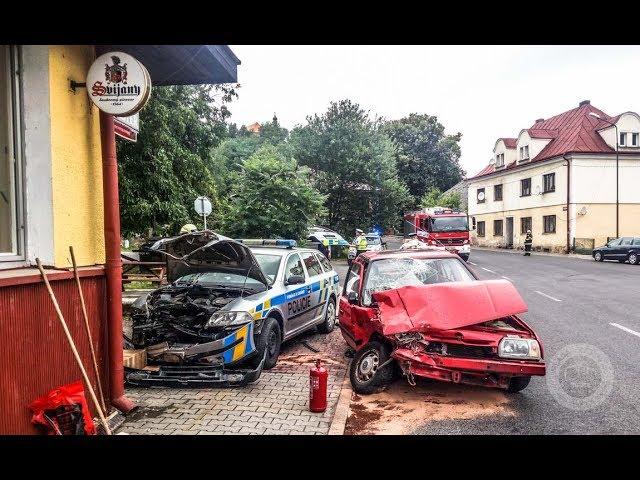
[403, 207, 471, 261]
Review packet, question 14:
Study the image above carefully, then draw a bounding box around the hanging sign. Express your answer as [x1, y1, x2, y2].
[86, 51, 151, 117]
[114, 113, 139, 142]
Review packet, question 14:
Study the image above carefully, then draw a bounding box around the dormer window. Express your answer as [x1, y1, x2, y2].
[495, 153, 505, 168]
[620, 132, 627, 146]
[519, 145, 530, 161]
[633, 133, 639, 147]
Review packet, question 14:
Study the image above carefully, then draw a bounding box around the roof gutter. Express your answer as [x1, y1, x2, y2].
[564, 154, 571, 254]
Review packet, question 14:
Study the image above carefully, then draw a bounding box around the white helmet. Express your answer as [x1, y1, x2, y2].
[180, 224, 198, 234]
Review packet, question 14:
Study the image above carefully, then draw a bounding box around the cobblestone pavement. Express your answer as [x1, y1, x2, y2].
[117, 327, 349, 435]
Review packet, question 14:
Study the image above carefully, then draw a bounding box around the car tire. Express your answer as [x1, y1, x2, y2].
[317, 298, 336, 334]
[594, 251, 604, 262]
[349, 341, 395, 395]
[506, 376, 531, 393]
[460, 254, 469, 262]
[629, 252, 639, 265]
[249, 317, 281, 370]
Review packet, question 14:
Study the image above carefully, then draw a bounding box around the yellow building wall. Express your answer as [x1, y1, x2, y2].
[49, 45, 105, 267]
[470, 204, 567, 253]
[575, 204, 640, 248]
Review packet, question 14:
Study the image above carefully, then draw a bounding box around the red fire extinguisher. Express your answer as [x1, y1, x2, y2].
[309, 359, 328, 412]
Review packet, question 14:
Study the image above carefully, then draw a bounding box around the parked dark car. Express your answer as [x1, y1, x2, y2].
[592, 237, 640, 265]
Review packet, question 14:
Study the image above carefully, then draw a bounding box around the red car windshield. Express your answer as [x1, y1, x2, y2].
[362, 257, 474, 305]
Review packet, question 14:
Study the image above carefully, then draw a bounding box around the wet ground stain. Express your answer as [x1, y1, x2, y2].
[126, 404, 174, 422]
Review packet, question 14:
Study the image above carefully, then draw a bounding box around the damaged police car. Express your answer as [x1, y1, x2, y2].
[126, 231, 340, 388]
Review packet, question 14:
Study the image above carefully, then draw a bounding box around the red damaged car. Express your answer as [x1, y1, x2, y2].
[338, 249, 546, 394]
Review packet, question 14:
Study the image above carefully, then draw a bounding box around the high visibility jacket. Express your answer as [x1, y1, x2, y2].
[355, 235, 368, 251]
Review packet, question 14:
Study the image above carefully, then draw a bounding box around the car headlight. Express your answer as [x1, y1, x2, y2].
[498, 336, 541, 360]
[206, 311, 253, 328]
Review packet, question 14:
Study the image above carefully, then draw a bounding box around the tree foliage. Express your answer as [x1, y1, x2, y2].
[290, 100, 411, 235]
[419, 187, 462, 210]
[218, 145, 326, 240]
[117, 84, 237, 237]
[383, 114, 464, 206]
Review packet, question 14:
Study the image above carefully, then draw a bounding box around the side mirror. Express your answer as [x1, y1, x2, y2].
[347, 291, 359, 305]
[285, 275, 305, 286]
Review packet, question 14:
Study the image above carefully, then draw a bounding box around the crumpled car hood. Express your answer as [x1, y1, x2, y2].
[372, 279, 528, 335]
[145, 230, 269, 286]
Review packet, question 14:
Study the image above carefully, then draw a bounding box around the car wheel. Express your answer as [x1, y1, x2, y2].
[506, 376, 531, 393]
[460, 254, 469, 262]
[349, 341, 395, 395]
[248, 317, 281, 370]
[317, 298, 336, 334]
[594, 251, 603, 262]
[629, 252, 639, 265]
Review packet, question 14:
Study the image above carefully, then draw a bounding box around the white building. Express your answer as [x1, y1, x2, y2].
[467, 100, 640, 253]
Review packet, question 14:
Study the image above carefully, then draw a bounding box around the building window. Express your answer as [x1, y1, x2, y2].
[521, 217, 532, 234]
[543, 173, 555, 193]
[632, 133, 639, 147]
[494, 184, 503, 201]
[477, 221, 485, 237]
[493, 219, 503, 236]
[543, 215, 556, 234]
[477, 188, 485, 203]
[495, 153, 504, 168]
[520, 178, 531, 197]
[0, 45, 24, 261]
[620, 132, 627, 146]
[519, 145, 529, 160]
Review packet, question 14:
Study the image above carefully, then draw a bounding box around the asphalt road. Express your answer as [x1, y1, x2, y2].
[410, 249, 640, 434]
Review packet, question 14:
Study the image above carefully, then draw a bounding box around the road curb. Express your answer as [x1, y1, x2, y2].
[472, 247, 592, 260]
[328, 367, 352, 435]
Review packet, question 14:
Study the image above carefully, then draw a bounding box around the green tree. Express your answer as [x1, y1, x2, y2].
[219, 144, 326, 240]
[117, 84, 237, 237]
[419, 187, 462, 210]
[290, 100, 411, 235]
[259, 114, 288, 145]
[383, 114, 464, 205]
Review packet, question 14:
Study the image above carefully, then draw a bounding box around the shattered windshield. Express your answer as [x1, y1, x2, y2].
[175, 271, 267, 292]
[429, 217, 468, 232]
[362, 257, 475, 305]
[253, 254, 282, 285]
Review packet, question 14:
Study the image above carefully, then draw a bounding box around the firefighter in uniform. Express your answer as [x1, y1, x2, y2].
[524, 229, 533, 256]
[354, 229, 368, 257]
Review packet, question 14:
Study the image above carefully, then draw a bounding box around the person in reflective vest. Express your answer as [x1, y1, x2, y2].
[524, 230, 533, 256]
[354, 229, 368, 256]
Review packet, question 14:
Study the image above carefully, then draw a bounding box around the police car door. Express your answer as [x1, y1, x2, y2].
[299, 251, 328, 326]
[282, 252, 315, 335]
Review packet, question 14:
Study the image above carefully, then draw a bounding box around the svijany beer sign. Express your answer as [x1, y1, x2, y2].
[86, 52, 151, 116]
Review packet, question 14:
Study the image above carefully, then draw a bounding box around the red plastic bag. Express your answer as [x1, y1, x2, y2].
[29, 381, 96, 435]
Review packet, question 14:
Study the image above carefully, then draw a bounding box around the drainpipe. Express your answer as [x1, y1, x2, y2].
[100, 110, 136, 414]
[564, 155, 571, 254]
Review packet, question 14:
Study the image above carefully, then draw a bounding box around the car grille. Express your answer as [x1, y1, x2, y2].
[439, 238, 465, 246]
[445, 344, 494, 359]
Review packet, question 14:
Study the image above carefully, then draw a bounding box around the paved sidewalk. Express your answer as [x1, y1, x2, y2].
[117, 328, 349, 435]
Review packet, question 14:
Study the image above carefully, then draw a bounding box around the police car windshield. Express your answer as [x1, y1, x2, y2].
[253, 254, 282, 285]
[175, 272, 267, 292]
[429, 217, 468, 232]
[365, 236, 381, 245]
[362, 257, 474, 305]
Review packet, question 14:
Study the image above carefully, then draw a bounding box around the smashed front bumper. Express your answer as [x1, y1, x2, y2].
[393, 348, 545, 389]
[125, 353, 265, 388]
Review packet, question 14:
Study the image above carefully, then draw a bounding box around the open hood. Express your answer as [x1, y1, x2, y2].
[146, 230, 269, 286]
[372, 279, 528, 335]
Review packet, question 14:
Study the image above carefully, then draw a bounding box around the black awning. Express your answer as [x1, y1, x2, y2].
[96, 45, 240, 86]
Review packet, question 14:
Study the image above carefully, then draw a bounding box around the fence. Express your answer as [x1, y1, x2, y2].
[573, 237, 595, 255]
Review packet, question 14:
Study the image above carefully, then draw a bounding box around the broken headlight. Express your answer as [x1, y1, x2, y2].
[498, 336, 541, 360]
[206, 311, 253, 328]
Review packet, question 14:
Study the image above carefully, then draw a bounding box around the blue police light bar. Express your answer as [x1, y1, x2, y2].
[235, 239, 297, 248]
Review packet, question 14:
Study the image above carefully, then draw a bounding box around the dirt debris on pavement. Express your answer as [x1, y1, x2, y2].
[344, 379, 515, 435]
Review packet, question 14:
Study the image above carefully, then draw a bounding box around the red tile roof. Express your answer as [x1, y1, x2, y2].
[501, 138, 517, 148]
[469, 102, 617, 179]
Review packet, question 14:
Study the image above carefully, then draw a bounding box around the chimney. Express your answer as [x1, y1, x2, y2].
[579, 100, 590, 107]
[535, 118, 544, 123]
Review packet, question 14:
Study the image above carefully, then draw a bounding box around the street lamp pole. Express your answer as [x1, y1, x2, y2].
[589, 113, 619, 238]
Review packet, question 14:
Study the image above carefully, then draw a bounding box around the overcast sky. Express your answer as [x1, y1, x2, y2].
[228, 45, 640, 177]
